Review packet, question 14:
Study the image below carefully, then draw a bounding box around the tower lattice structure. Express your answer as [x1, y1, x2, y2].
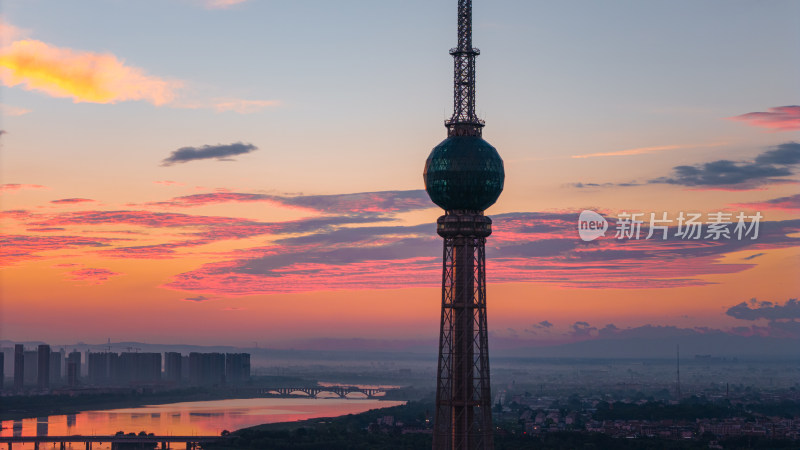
[423, 1, 505, 449]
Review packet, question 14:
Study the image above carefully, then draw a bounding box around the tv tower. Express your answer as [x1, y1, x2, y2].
[423, 1, 504, 449]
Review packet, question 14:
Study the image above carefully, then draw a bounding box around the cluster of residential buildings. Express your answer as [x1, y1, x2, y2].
[520, 413, 800, 440]
[587, 417, 800, 440]
[490, 388, 800, 442]
[0, 344, 250, 392]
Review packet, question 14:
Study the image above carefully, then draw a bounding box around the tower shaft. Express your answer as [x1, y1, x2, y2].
[447, 0, 483, 137]
[429, 2, 499, 448]
[434, 214, 494, 450]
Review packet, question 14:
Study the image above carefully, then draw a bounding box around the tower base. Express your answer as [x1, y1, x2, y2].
[433, 212, 494, 450]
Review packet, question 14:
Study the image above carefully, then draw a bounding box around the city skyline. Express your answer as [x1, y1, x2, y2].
[1, 0, 799, 350]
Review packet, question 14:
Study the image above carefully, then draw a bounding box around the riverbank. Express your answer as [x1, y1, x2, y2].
[0, 375, 314, 421]
[2, 397, 406, 440]
[1, 388, 260, 421]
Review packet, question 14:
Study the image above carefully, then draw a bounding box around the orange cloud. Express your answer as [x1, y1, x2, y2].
[0, 39, 178, 105]
[571, 142, 725, 159]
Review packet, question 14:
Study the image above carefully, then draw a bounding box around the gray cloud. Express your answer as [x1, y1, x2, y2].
[238, 236, 439, 277]
[571, 182, 640, 189]
[726, 298, 800, 321]
[147, 189, 434, 215]
[754, 142, 800, 165]
[650, 142, 800, 188]
[183, 295, 213, 302]
[525, 320, 554, 335]
[573, 142, 800, 189]
[597, 324, 619, 337]
[161, 142, 257, 166]
[569, 321, 597, 337]
[280, 190, 432, 214]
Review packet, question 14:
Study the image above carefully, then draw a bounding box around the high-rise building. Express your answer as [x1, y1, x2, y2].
[66, 351, 81, 386]
[189, 352, 225, 386]
[59, 348, 66, 378]
[88, 352, 117, 385]
[181, 355, 190, 381]
[37, 344, 51, 390]
[84, 350, 90, 377]
[164, 352, 182, 383]
[1, 347, 12, 388]
[14, 344, 24, 390]
[115, 352, 161, 384]
[23, 350, 38, 386]
[225, 353, 251, 385]
[423, 1, 504, 448]
[49, 350, 62, 385]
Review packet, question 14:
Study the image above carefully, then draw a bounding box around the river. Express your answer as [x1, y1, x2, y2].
[0, 397, 404, 449]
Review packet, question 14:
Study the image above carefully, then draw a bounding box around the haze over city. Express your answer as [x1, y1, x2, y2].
[2, 0, 799, 357]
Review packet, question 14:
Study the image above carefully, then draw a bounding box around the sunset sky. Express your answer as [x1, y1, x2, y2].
[1, 0, 799, 351]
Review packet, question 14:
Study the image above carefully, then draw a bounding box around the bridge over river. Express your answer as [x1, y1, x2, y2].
[256, 385, 394, 399]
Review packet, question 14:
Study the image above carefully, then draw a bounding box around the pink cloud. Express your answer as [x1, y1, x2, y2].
[0, 209, 35, 221]
[163, 256, 440, 296]
[160, 213, 800, 296]
[202, 0, 249, 9]
[146, 190, 433, 215]
[5, 193, 799, 295]
[31, 210, 249, 228]
[8, 206, 386, 262]
[728, 106, 800, 131]
[731, 194, 800, 211]
[147, 192, 278, 209]
[50, 198, 95, 205]
[0, 234, 117, 266]
[66, 267, 121, 285]
[1, 183, 47, 192]
[97, 240, 209, 259]
[0, 18, 28, 42]
[1, 103, 31, 116]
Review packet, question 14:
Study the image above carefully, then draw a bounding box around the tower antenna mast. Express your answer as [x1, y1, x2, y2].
[446, 0, 485, 137]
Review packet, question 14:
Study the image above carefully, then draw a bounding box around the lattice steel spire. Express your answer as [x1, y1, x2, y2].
[446, 0, 485, 137]
[424, 2, 503, 450]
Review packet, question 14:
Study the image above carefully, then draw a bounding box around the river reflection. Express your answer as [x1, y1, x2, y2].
[0, 397, 403, 449]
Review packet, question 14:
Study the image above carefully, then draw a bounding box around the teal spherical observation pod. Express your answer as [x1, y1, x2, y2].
[423, 135, 504, 212]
